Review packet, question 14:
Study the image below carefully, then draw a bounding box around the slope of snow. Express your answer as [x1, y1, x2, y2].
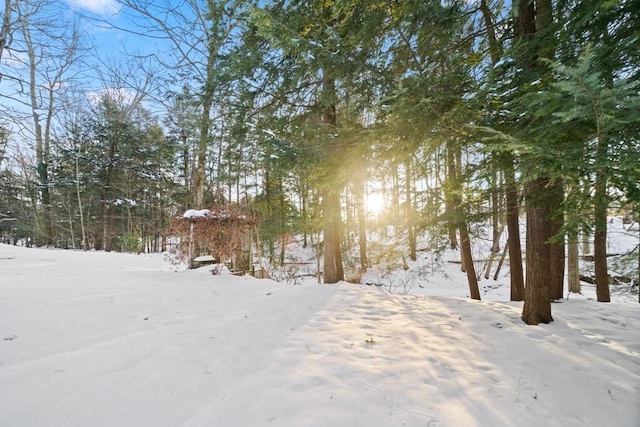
[1, 243, 639, 426]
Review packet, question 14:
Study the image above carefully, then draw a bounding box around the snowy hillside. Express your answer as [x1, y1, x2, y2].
[1, 242, 638, 426]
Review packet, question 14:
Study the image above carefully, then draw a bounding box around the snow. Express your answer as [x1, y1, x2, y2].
[182, 209, 210, 218]
[1, 243, 639, 426]
[263, 128, 277, 138]
[114, 198, 137, 207]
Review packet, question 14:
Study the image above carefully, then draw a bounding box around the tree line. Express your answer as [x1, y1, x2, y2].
[1, 0, 638, 323]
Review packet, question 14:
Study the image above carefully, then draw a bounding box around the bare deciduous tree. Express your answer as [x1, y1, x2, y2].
[114, 0, 246, 208]
[9, 0, 83, 245]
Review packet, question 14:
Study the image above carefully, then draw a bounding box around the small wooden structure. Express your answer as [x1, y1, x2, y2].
[166, 205, 258, 270]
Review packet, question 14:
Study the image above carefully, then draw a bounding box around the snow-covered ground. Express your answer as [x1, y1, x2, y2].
[1, 237, 639, 426]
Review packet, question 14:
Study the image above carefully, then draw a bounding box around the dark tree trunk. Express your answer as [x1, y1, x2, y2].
[193, 40, 217, 209]
[182, 135, 190, 211]
[405, 160, 416, 261]
[514, 0, 536, 47]
[518, 0, 559, 324]
[264, 166, 274, 263]
[593, 166, 611, 302]
[522, 177, 554, 324]
[549, 180, 565, 300]
[38, 159, 53, 246]
[491, 172, 501, 254]
[448, 142, 480, 299]
[447, 217, 458, 249]
[539, 0, 565, 301]
[530, 0, 562, 311]
[355, 179, 368, 271]
[479, 0, 501, 64]
[102, 135, 117, 253]
[321, 72, 343, 283]
[301, 189, 308, 248]
[445, 146, 459, 250]
[323, 188, 344, 283]
[279, 177, 286, 266]
[505, 156, 524, 301]
[460, 223, 481, 300]
[568, 236, 580, 293]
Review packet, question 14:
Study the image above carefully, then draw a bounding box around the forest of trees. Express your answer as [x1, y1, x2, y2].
[1, 0, 638, 323]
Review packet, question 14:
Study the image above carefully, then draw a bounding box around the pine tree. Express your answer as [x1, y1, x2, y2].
[532, 52, 640, 302]
[512, 0, 558, 325]
[247, 0, 390, 283]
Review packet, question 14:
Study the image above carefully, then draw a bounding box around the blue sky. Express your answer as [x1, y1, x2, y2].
[0, 0, 175, 153]
[68, 0, 164, 62]
[61, 0, 187, 116]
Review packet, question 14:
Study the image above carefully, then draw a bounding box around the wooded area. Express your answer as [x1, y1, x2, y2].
[1, 0, 639, 323]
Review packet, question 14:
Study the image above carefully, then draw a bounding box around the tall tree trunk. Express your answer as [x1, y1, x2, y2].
[193, 101, 211, 209]
[505, 159, 524, 301]
[301, 187, 308, 248]
[321, 72, 343, 283]
[593, 149, 611, 302]
[193, 32, 219, 209]
[182, 135, 190, 211]
[491, 169, 501, 254]
[445, 147, 459, 250]
[479, 0, 501, 64]
[102, 129, 118, 253]
[480, 0, 524, 299]
[405, 160, 416, 261]
[74, 146, 87, 250]
[539, 0, 565, 301]
[592, 33, 613, 303]
[0, 0, 11, 80]
[279, 177, 286, 266]
[522, 177, 554, 324]
[460, 223, 481, 300]
[37, 155, 53, 246]
[448, 142, 480, 299]
[514, 0, 536, 54]
[323, 188, 344, 283]
[519, 0, 559, 324]
[549, 180, 565, 300]
[567, 235, 580, 294]
[24, 17, 53, 246]
[42, 79, 61, 246]
[355, 179, 368, 271]
[264, 165, 274, 263]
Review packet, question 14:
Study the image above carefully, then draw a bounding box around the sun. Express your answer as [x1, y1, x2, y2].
[365, 192, 385, 216]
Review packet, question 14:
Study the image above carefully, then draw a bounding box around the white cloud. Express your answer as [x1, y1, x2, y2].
[67, 0, 120, 16]
[87, 87, 136, 106]
[0, 48, 28, 69]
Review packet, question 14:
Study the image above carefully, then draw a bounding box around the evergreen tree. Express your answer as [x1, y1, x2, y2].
[52, 93, 180, 252]
[379, 0, 483, 297]
[247, 0, 390, 283]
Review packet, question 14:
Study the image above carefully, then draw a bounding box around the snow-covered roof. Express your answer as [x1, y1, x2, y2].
[176, 207, 256, 224]
[182, 209, 211, 218]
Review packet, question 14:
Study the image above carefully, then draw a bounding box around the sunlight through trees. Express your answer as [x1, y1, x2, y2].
[0, 0, 638, 315]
